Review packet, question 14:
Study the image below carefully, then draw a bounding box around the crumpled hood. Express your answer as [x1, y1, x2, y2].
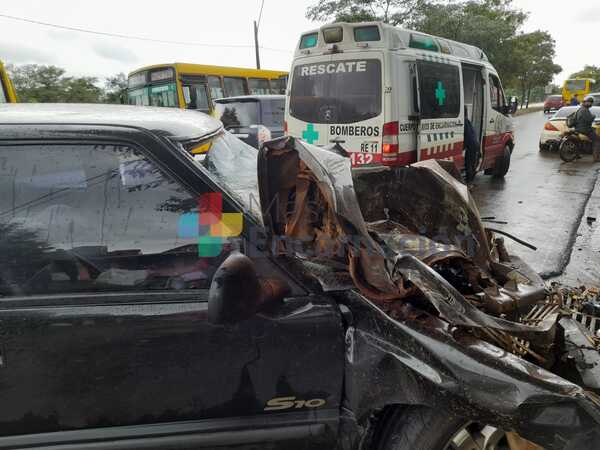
[257, 137, 547, 335]
[257, 137, 600, 449]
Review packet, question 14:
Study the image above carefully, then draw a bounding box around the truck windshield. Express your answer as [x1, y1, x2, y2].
[199, 132, 261, 221]
[289, 59, 382, 124]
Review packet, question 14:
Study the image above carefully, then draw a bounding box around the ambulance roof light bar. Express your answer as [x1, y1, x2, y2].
[323, 27, 343, 44]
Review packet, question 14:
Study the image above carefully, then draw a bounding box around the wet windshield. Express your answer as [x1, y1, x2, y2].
[199, 132, 261, 222]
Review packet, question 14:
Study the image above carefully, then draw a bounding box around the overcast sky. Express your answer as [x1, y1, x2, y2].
[0, 0, 597, 84]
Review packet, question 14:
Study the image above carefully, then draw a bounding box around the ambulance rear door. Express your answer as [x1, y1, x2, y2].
[414, 56, 464, 164]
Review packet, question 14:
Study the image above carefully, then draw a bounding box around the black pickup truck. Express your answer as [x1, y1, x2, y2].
[0, 104, 599, 450]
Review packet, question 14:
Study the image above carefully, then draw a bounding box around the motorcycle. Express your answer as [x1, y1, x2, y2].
[559, 127, 600, 162]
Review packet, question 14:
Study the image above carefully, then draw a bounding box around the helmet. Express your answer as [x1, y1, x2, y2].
[584, 95, 595, 103]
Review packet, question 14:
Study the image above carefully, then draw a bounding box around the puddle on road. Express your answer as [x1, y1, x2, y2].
[558, 167, 581, 176]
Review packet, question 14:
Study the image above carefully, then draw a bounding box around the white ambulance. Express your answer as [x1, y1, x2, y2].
[285, 22, 515, 177]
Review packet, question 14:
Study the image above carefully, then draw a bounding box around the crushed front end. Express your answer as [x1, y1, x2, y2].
[257, 137, 600, 450]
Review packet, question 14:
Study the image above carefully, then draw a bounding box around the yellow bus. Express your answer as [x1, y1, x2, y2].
[127, 63, 288, 112]
[562, 78, 595, 104]
[0, 60, 17, 103]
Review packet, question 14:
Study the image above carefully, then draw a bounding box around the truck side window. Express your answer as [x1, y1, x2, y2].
[0, 143, 234, 297]
[489, 74, 506, 113]
[417, 61, 461, 119]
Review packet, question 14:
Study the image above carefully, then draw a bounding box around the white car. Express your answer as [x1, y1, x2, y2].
[539, 105, 600, 151]
[590, 92, 600, 104]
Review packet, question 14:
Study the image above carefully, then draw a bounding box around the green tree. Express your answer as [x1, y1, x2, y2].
[511, 31, 562, 106]
[306, 0, 427, 25]
[6, 64, 103, 103]
[104, 73, 128, 104]
[63, 77, 103, 103]
[410, 0, 527, 82]
[7, 64, 67, 103]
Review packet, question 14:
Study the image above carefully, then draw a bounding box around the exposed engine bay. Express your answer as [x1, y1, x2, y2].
[257, 137, 600, 449]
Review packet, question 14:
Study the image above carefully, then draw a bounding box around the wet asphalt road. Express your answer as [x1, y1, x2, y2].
[471, 111, 600, 285]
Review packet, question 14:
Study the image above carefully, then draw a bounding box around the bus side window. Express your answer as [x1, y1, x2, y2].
[223, 77, 247, 97]
[270, 78, 285, 95]
[195, 85, 210, 112]
[182, 83, 210, 112]
[183, 86, 192, 107]
[208, 76, 224, 100]
[248, 78, 270, 95]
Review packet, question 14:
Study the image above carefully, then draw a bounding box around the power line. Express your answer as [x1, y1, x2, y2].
[0, 12, 291, 53]
[257, 0, 265, 29]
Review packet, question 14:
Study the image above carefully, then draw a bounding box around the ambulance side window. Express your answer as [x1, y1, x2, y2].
[489, 74, 506, 113]
[417, 61, 461, 119]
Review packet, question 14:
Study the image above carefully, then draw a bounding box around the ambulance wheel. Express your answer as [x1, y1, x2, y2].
[492, 146, 511, 178]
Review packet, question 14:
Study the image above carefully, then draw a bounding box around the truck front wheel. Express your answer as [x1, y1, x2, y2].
[376, 406, 541, 450]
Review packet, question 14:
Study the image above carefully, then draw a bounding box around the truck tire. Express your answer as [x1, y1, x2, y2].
[492, 146, 511, 178]
[377, 406, 535, 450]
[377, 406, 465, 450]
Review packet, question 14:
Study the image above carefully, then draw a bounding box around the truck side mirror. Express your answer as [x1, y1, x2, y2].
[208, 252, 289, 325]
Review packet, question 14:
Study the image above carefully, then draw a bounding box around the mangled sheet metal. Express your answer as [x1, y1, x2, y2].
[258, 136, 600, 449]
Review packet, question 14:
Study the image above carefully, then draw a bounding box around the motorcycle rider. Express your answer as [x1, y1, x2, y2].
[572, 95, 600, 160]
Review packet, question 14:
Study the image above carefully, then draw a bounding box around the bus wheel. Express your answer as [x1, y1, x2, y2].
[492, 146, 511, 178]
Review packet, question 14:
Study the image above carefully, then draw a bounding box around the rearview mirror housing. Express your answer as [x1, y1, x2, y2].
[208, 252, 289, 325]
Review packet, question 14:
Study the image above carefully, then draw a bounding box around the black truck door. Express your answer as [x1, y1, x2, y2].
[0, 138, 344, 449]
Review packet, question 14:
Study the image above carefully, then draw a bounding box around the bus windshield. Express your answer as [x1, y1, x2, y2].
[127, 68, 178, 107]
[289, 59, 382, 124]
[149, 83, 177, 107]
[566, 80, 586, 91]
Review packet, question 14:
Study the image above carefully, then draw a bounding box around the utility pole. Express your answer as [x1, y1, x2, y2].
[254, 20, 261, 69]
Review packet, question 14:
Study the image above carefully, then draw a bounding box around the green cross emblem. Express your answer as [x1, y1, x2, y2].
[435, 81, 446, 106]
[302, 123, 319, 144]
